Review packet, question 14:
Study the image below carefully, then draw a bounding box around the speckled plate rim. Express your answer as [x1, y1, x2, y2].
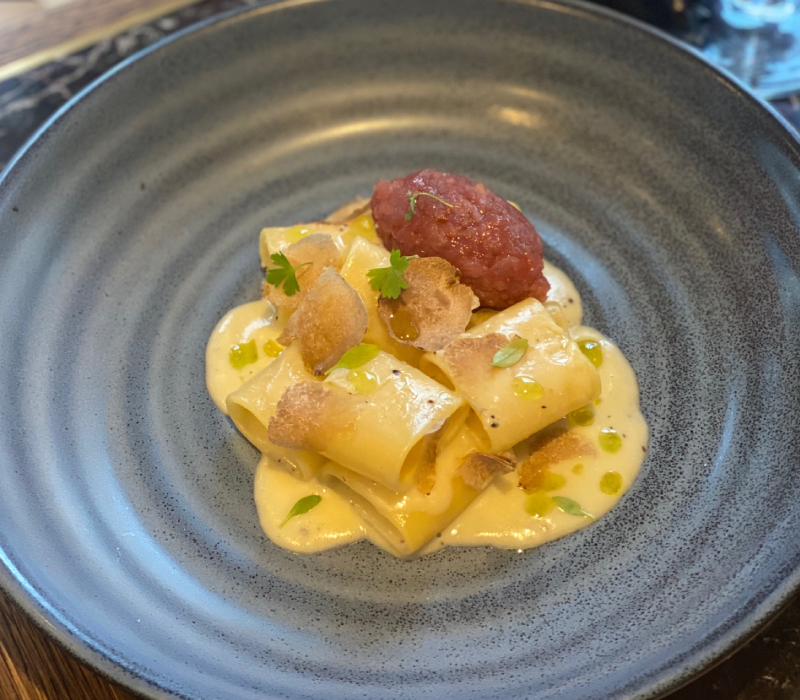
[1, 1, 799, 698]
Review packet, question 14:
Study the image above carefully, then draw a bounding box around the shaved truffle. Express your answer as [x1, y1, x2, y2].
[265, 234, 341, 315]
[268, 381, 361, 452]
[460, 450, 516, 490]
[442, 333, 517, 384]
[378, 257, 479, 352]
[413, 426, 446, 495]
[518, 427, 596, 491]
[279, 268, 368, 375]
[325, 196, 371, 224]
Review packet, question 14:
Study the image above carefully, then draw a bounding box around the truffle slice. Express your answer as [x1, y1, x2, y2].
[378, 257, 478, 352]
[268, 382, 362, 452]
[278, 267, 368, 375]
[442, 333, 518, 384]
[264, 234, 342, 316]
[518, 427, 596, 492]
[459, 451, 516, 490]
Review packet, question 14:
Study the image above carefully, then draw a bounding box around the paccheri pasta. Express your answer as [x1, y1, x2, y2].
[206, 171, 648, 558]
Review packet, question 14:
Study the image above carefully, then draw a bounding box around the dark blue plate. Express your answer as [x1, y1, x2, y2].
[1, 1, 800, 698]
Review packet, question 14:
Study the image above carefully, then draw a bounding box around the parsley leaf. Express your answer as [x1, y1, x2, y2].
[367, 249, 412, 299]
[280, 495, 322, 528]
[266, 252, 312, 297]
[405, 190, 454, 221]
[491, 338, 529, 368]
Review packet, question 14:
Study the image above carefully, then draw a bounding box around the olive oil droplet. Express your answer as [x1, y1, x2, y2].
[349, 369, 378, 394]
[600, 471, 622, 495]
[541, 471, 566, 491]
[568, 405, 595, 426]
[599, 428, 623, 453]
[525, 491, 554, 518]
[384, 298, 419, 341]
[284, 225, 311, 245]
[229, 340, 258, 369]
[578, 338, 603, 368]
[263, 339, 283, 358]
[513, 376, 544, 400]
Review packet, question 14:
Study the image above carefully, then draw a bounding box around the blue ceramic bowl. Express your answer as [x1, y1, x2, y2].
[1, 1, 800, 698]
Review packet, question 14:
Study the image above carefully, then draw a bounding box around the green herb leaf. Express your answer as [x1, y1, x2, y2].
[266, 252, 312, 297]
[366, 249, 412, 299]
[491, 338, 529, 368]
[405, 190, 454, 221]
[280, 495, 322, 528]
[325, 343, 381, 375]
[552, 496, 595, 519]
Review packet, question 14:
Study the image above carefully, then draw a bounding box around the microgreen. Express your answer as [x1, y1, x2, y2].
[325, 344, 381, 375]
[266, 252, 312, 297]
[280, 495, 322, 528]
[552, 496, 595, 519]
[367, 249, 413, 299]
[491, 338, 529, 368]
[405, 190, 454, 221]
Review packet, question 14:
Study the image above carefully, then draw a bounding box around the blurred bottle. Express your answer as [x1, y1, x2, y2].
[588, 0, 800, 99]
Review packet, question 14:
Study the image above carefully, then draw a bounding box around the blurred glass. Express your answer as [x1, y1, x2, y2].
[700, 0, 800, 98]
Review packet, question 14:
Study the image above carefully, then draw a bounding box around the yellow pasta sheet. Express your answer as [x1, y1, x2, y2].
[421, 299, 601, 452]
[226, 344, 326, 480]
[322, 415, 487, 557]
[339, 236, 423, 367]
[309, 350, 465, 491]
[259, 213, 379, 268]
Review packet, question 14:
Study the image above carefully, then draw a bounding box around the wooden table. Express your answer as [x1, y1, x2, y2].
[0, 592, 137, 700]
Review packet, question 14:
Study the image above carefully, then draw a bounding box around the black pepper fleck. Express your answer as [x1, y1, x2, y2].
[568, 298, 574, 303]
[427, 399, 434, 404]
[392, 369, 401, 375]
[491, 422, 499, 428]
[12, 206, 19, 212]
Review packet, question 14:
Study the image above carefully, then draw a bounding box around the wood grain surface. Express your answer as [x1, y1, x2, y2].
[0, 0, 197, 69]
[0, 589, 138, 700]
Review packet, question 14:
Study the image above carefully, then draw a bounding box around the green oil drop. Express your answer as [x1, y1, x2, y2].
[568, 405, 595, 426]
[600, 471, 622, 495]
[599, 428, 623, 454]
[349, 369, 378, 394]
[578, 338, 603, 368]
[513, 376, 544, 400]
[229, 340, 258, 369]
[541, 471, 566, 491]
[263, 339, 283, 358]
[525, 491, 554, 518]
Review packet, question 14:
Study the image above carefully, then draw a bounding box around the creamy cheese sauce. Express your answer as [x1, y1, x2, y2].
[254, 456, 365, 552]
[440, 326, 647, 550]
[208, 251, 647, 557]
[205, 299, 283, 414]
